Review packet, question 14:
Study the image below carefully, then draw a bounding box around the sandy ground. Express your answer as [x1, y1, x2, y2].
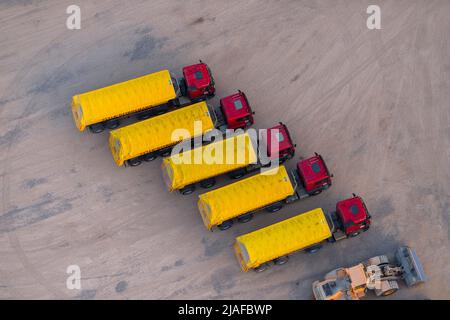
[0, 0, 449, 300]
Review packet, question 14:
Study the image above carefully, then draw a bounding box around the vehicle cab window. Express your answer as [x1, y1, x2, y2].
[312, 162, 321, 173]
[350, 204, 359, 216]
[275, 132, 285, 142]
[194, 71, 203, 80]
[233, 100, 243, 110]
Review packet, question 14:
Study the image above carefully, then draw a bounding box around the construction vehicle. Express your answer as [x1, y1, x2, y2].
[233, 196, 371, 272]
[161, 123, 295, 195]
[312, 246, 426, 300]
[72, 61, 215, 133]
[197, 154, 333, 230]
[109, 91, 254, 167]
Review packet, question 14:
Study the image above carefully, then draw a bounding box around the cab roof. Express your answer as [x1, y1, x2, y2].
[297, 154, 330, 184]
[220, 91, 251, 118]
[183, 63, 211, 89]
[266, 123, 293, 157]
[336, 196, 369, 225]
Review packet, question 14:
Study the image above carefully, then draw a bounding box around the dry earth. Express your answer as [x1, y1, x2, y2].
[0, 0, 449, 299]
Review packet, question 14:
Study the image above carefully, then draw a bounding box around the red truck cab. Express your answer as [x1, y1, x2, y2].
[181, 61, 215, 100]
[220, 91, 254, 130]
[297, 153, 332, 195]
[336, 196, 371, 237]
[266, 123, 296, 162]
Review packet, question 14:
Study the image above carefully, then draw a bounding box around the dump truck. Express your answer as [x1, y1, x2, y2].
[312, 246, 426, 300]
[72, 61, 215, 133]
[233, 196, 372, 272]
[197, 154, 333, 230]
[109, 91, 254, 167]
[161, 123, 296, 195]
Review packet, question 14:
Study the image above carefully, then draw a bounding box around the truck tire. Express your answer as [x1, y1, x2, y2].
[273, 256, 289, 265]
[229, 169, 246, 179]
[179, 184, 195, 195]
[127, 157, 142, 167]
[136, 111, 152, 120]
[381, 288, 398, 296]
[143, 153, 157, 162]
[266, 202, 283, 213]
[237, 213, 253, 223]
[88, 123, 105, 134]
[161, 150, 172, 157]
[367, 255, 389, 266]
[200, 178, 216, 189]
[310, 189, 322, 196]
[376, 280, 399, 297]
[105, 119, 120, 129]
[326, 236, 336, 243]
[305, 244, 322, 254]
[155, 105, 169, 116]
[218, 220, 233, 231]
[170, 98, 180, 107]
[348, 230, 361, 238]
[253, 263, 268, 273]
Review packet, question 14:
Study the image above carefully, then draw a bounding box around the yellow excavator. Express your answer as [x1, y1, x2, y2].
[312, 246, 426, 300]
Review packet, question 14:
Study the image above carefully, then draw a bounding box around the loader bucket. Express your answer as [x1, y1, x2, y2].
[395, 246, 427, 287]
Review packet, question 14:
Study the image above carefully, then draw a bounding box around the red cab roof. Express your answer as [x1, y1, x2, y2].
[182, 63, 211, 89]
[297, 154, 330, 185]
[266, 123, 294, 158]
[336, 196, 369, 225]
[220, 91, 251, 119]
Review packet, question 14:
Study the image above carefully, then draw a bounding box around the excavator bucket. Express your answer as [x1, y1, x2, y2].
[396, 246, 427, 287]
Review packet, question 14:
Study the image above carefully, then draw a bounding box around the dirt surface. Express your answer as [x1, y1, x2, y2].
[0, 0, 449, 299]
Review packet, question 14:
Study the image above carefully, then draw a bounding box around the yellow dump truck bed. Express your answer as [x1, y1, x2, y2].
[162, 133, 258, 191]
[197, 166, 294, 229]
[72, 70, 177, 131]
[234, 208, 332, 271]
[109, 102, 214, 166]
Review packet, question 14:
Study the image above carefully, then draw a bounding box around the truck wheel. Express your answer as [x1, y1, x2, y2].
[136, 112, 152, 120]
[266, 203, 283, 213]
[179, 184, 195, 195]
[377, 280, 399, 297]
[88, 123, 105, 134]
[273, 256, 289, 265]
[326, 236, 336, 243]
[368, 255, 389, 266]
[253, 264, 267, 273]
[305, 245, 322, 254]
[237, 213, 253, 223]
[170, 98, 180, 107]
[310, 190, 322, 196]
[161, 150, 172, 157]
[381, 288, 398, 296]
[127, 158, 142, 167]
[143, 153, 157, 162]
[155, 105, 169, 116]
[105, 119, 120, 129]
[348, 231, 361, 238]
[218, 220, 233, 231]
[200, 178, 216, 189]
[229, 169, 246, 179]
